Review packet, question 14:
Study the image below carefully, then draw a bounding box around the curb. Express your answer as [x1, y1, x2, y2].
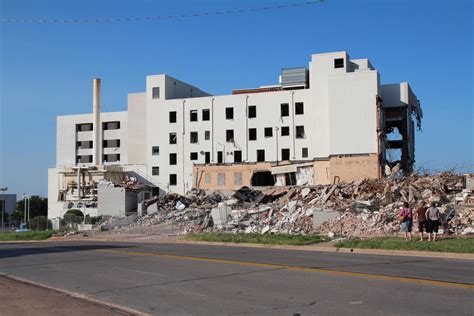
[177, 240, 474, 260]
[1, 274, 147, 316]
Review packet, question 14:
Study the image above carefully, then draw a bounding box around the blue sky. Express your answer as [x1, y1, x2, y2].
[0, 0, 473, 197]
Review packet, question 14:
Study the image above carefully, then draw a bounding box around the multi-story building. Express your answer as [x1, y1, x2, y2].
[48, 51, 422, 219]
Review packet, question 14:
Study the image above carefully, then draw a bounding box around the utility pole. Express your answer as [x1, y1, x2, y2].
[0, 187, 8, 232]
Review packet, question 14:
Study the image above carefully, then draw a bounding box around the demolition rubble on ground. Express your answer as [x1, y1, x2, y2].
[107, 172, 474, 237]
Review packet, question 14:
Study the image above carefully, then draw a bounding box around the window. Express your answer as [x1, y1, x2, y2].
[302, 147, 308, 158]
[76, 155, 93, 163]
[234, 150, 242, 163]
[218, 173, 226, 186]
[103, 121, 120, 130]
[169, 174, 177, 186]
[76, 123, 93, 132]
[103, 139, 120, 148]
[264, 127, 273, 137]
[152, 167, 159, 176]
[281, 126, 290, 136]
[205, 152, 210, 163]
[190, 110, 198, 122]
[152, 87, 160, 99]
[169, 132, 177, 144]
[77, 141, 93, 149]
[257, 150, 265, 162]
[190, 152, 198, 161]
[295, 102, 304, 115]
[226, 107, 234, 120]
[190, 131, 198, 143]
[169, 153, 177, 165]
[334, 58, 344, 69]
[202, 109, 210, 121]
[226, 129, 234, 142]
[205, 130, 210, 140]
[249, 128, 257, 141]
[248, 105, 256, 118]
[103, 154, 120, 163]
[169, 111, 177, 123]
[152, 146, 159, 155]
[280, 103, 289, 117]
[296, 126, 306, 139]
[217, 151, 223, 163]
[234, 172, 242, 185]
[205, 173, 211, 183]
[281, 148, 290, 161]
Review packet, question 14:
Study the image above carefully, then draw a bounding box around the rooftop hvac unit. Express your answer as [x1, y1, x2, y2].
[280, 67, 309, 89]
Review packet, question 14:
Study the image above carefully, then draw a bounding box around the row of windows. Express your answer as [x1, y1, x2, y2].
[75, 154, 121, 164]
[76, 121, 120, 132]
[168, 103, 304, 123]
[166, 125, 306, 146]
[76, 139, 121, 149]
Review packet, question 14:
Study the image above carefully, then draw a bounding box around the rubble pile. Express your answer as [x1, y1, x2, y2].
[122, 173, 474, 237]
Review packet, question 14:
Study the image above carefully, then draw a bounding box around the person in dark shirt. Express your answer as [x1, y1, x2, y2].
[416, 202, 428, 241]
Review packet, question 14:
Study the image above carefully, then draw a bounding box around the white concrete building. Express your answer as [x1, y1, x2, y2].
[48, 51, 422, 219]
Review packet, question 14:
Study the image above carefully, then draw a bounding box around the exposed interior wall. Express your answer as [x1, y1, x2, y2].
[193, 163, 272, 190]
[313, 154, 380, 185]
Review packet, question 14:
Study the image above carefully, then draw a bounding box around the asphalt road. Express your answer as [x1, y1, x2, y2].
[0, 241, 472, 315]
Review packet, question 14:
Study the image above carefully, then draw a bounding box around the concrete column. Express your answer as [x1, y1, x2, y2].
[92, 78, 101, 165]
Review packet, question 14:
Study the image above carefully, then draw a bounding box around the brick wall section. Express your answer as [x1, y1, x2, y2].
[314, 154, 380, 185]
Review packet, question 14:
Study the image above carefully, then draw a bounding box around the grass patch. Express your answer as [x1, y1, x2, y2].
[0, 230, 56, 241]
[184, 233, 329, 246]
[335, 237, 474, 253]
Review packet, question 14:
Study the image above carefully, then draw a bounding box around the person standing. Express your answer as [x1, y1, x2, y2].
[425, 202, 440, 242]
[416, 202, 428, 241]
[399, 202, 413, 241]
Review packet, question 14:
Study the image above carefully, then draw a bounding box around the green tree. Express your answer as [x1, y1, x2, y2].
[16, 196, 48, 219]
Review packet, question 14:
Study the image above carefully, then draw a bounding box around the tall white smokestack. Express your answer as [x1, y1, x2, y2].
[92, 78, 101, 165]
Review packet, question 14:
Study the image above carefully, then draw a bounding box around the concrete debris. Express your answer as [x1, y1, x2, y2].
[112, 172, 474, 237]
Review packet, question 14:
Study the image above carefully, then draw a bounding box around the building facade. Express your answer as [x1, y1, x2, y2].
[48, 51, 422, 219]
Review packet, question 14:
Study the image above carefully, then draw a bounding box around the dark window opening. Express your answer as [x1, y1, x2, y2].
[152, 146, 159, 155]
[217, 151, 223, 163]
[76, 141, 93, 149]
[103, 154, 120, 163]
[257, 149, 265, 162]
[190, 110, 198, 122]
[285, 173, 297, 186]
[202, 109, 210, 121]
[76, 123, 93, 132]
[169, 174, 177, 186]
[103, 139, 120, 148]
[169, 153, 177, 165]
[281, 148, 290, 161]
[205, 152, 211, 163]
[169, 133, 177, 144]
[190, 152, 198, 161]
[152, 87, 160, 99]
[249, 128, 257, 141]
[226, 107, 234, 120]
[226, 129, 234, 142]
[296, 126, 306, 139]
[205, 130, 210, 140]
[264, 127, 273, 137]
[251, 171, 275, 186]
[280, 103, 289, 117]
[248, 105, 256, 118]
[295, 102, 304, 115]
[169, 111, 177, 123]
[190, 131, 198, 143]
[152, 167, 159, 176]
[302, 147, 308, 158]
[234, 150, 242, 163]
[76, 155, 93, 163]
[334, 58, 344, 69]
[103, 121, 120, 130]
[281, 126, 290, 136]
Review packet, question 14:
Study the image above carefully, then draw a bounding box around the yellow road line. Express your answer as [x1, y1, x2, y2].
[95, 249, 474, 289]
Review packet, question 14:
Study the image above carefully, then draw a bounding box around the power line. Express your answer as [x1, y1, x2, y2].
[0, 1, 327, 24]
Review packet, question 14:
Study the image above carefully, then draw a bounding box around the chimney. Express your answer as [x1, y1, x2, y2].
[92, 78, 101, 165]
